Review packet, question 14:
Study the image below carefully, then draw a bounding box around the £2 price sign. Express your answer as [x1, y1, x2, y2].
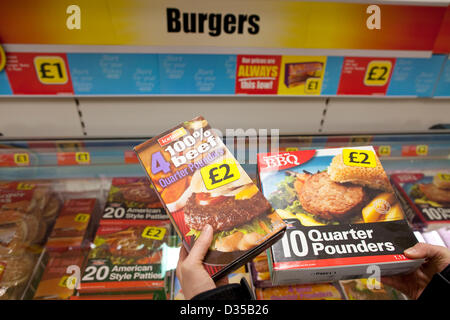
[200, 160, 240, 190]
[342, 149, 377, 168]
[142, 226, 166, 240]
[338, 57, 396, 95]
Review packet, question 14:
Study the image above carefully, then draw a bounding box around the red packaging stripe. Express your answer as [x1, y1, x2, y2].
[273, 254, 410, 270]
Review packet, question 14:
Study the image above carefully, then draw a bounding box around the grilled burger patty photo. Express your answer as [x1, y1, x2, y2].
[183, 162, 276, 253]
[299, 172, 366, 221]
[184, 191, 271, 232]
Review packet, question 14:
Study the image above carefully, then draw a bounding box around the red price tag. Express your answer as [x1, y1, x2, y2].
[374, 145, 391, 157]
[0, 153, 30, 167]
[57, 152, 90, 166]
[401, 145, 428, 157]
[124, 150, 139, 164]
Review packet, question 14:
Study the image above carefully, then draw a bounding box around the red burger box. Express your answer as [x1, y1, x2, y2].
[257, 146, 423, 285]
[390, 172, 450, 230]
[134, 116, 286, 280]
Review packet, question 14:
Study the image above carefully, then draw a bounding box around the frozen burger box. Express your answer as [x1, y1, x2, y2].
[391, 172, 450, 230]
[257, 146, 423, 285]
[134, 116, 286, 280]
[100, 177, 168, 225]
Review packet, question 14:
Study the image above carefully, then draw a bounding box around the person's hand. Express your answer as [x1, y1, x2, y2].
[176, 224, 228, 299]
[381, 242, 450, 299]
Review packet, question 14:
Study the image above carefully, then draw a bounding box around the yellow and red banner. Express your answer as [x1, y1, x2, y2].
[0, 1, 447, 52]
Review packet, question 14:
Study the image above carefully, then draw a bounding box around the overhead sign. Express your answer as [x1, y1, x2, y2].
[0, 1, 446, 52]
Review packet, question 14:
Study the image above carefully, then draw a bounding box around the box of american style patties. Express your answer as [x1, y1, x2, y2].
[134, 116, 286, 280]
[257, 146, 422, 285]
[100, 177, 167, 225]
[78, 220, 171, 294]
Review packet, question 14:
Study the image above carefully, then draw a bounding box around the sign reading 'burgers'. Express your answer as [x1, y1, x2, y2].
[134, 116, 286, 279]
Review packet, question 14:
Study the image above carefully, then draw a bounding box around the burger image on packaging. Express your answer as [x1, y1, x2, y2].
[184, 160, 274, 253]
[258, 146, 422, 285]
[391, 172, 450, 229]
[267, 148, 400, 226]
[134, 116, 286, 279]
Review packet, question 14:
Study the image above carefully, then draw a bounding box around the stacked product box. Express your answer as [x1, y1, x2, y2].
[46, 198, 99, 252]
[338, 278, 407, 300]
[257, 146, 422, 285]
[391, 172, 450, 230]
[33, 250, 87, 300]
[77, 177, 172, 299]
[255, 282, 344, 300]
[0, 180, 58, 299]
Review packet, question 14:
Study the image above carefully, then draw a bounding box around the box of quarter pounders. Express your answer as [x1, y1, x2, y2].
[134, 116, 286, 280]
[257, 146, 423, 285]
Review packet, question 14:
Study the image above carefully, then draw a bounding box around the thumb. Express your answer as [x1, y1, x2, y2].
[188, 224, 214, 262]
[404, 242, 447, 261]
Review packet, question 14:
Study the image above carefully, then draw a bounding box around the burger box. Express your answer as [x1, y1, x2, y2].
[33, 250, 87, 300]
[338, 278, 407, 300]
[255, 282, 344, 300]
[78, 220, 171, 294]
[257, 146, 423, 285]
[249, 252, 273, 288]
[100, 177, 168, 226]
[391, 172, 450, 230]
[134, 116, 286, 280]
[46, 198, 99, 252]
[0, 180, 51, 218]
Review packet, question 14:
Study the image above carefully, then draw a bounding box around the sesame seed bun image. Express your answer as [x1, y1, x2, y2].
[184, 159, 276, 253]
[267, 148, 403, 226]
[327, 153, 392, 192]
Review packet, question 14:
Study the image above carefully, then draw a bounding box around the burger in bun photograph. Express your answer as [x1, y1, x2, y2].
[184, 158, 280, 254]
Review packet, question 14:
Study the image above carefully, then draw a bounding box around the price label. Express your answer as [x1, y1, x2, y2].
[342, 149, 377, 168]
[75, 152, 90, 164]
[416, 145, 428, 156]
[124, 150, 139, 164]
[34, 56, 69, 85]
[285, 147, 299, 152]
[14, 153, 29, 166]
[0, 263, 5, 282]
[74, 213, 90, 223]
[142, 226, 166, 240]
[200, 160, 240, 190]
[350, 136, 372, 144]
[17, 182, 35, 190]
[364, 61, 392, 86]
[58, 275, 77, 288]
[0, 44, 5, 72]
[57, 152, 90, 165]
[437, 173, 450, 181]
[378, 145, 391, 157]
[304, 78, 321, 94]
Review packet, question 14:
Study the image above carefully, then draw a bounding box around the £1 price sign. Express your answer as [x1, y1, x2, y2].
[57, 152, 90, 166]
[5, 53, 74, 95]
